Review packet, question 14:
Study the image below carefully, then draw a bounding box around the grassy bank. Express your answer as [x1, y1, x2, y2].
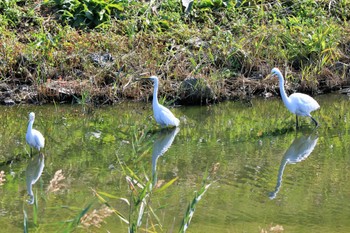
[1, 0, 349, 105]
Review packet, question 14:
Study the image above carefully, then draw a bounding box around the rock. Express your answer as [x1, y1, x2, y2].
[0, 83, 10, 92]
[89, 52, 114, 67]
[340, 87, 350, 95]
[4, 98, 15, 105]
[179, 77, 215, 105]
[333, 61, 349, 72]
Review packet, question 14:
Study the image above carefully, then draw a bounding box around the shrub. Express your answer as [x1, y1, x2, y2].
[45, 0, 124, 28]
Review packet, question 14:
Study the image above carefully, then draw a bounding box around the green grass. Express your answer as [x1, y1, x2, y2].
[0, 0, 349, 104]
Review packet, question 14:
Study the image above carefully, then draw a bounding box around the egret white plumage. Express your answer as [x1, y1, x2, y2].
[271, 68, 320, 128]
[26, 112, 45, 156]
[148, 76, 180, 127]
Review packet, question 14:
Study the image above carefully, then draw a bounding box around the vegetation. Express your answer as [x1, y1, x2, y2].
[0, 0, 349, 105]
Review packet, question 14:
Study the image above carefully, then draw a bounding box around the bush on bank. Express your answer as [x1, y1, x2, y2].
[0, 0, 349, 105]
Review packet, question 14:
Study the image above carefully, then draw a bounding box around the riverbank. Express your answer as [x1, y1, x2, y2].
[1, 0, 350, 105]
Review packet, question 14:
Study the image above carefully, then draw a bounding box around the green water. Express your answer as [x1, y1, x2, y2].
[1, 94, 350, 232]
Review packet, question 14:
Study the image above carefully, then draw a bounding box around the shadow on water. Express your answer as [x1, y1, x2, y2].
[269, 131, 319, 199]
[25, 153, 45, 204]
[151, 127, 180, 187]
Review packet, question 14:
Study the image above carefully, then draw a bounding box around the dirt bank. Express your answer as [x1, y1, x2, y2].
[1, 63, 349, 106]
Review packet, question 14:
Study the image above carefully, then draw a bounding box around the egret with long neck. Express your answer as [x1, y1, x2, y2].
[148, 76, 180, 127]
[271, 68, 320, 128]
[26, 112, 45, 156]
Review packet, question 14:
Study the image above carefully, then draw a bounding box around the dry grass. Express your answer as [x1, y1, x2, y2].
[0, 171, 5, 186]
[46, 169, 66, 193]
[260, 224, 284, 233]
[80, 206, 114, 229]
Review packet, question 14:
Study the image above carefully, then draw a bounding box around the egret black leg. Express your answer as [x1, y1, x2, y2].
[30, 147, 32, 157]
[311, 116, 319, 128]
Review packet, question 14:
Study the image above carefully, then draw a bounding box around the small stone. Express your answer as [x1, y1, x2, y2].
[4, 98, 15, 105]
[89, 52, 114, 67]
[0, 83, 10, 91]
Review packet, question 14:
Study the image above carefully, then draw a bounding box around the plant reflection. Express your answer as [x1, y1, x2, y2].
[269, 133, 318, 199]
[25, 153, 45, 204]
[152, 127, 180, 187]
[122, 127, 180, 232]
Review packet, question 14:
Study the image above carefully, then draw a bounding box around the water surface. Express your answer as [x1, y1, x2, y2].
[0, 94, 350, 232]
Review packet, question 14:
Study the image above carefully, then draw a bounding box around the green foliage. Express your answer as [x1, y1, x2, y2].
[179, 171, 212, 233]
[0, 0, 349, 104]
[0, 0, 22, 27]
[46, 0, 124, 28]
[64, 202, 93, 232]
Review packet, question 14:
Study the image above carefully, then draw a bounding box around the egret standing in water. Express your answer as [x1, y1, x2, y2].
[26, 112, 45, 156]
[270, 68, 320, 128]
[147, 76, 180, 127]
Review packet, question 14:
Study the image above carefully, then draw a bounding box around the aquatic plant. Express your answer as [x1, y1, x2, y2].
[80, 205, 114, 228]
[179, 182, 211, 232]
[179, 164, 217, 233]
[46, 169, 66, 193]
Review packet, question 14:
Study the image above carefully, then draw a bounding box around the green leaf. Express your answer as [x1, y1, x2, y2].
[97, 191, 121, 199]
[154, 177, 178, 193]
[108, 3, 124, 11]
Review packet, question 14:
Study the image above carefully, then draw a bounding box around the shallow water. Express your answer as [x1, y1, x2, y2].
[1, 94, 350, 232]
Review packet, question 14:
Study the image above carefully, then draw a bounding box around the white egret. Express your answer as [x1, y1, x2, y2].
[148, 76, 180, 127]
[26, 112, 45, 156]
[271, 68, 320, 128]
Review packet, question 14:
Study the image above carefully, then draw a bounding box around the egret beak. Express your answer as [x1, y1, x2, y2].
[134, 77, 150, 82]
[265, 72, 278, 80]
[265, 73, 273, 80]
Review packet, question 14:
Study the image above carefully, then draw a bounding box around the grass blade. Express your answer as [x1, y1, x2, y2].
[154, 177, 178, 194]
[23, 210, 28, 233]
[179, 183, 212, 233]
[93, 189, 129, 224]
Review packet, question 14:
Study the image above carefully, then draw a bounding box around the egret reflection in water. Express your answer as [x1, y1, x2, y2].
[152, 127, 180, 187]
[269, 133, 318, 199]
[26, 153, 45, 204]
